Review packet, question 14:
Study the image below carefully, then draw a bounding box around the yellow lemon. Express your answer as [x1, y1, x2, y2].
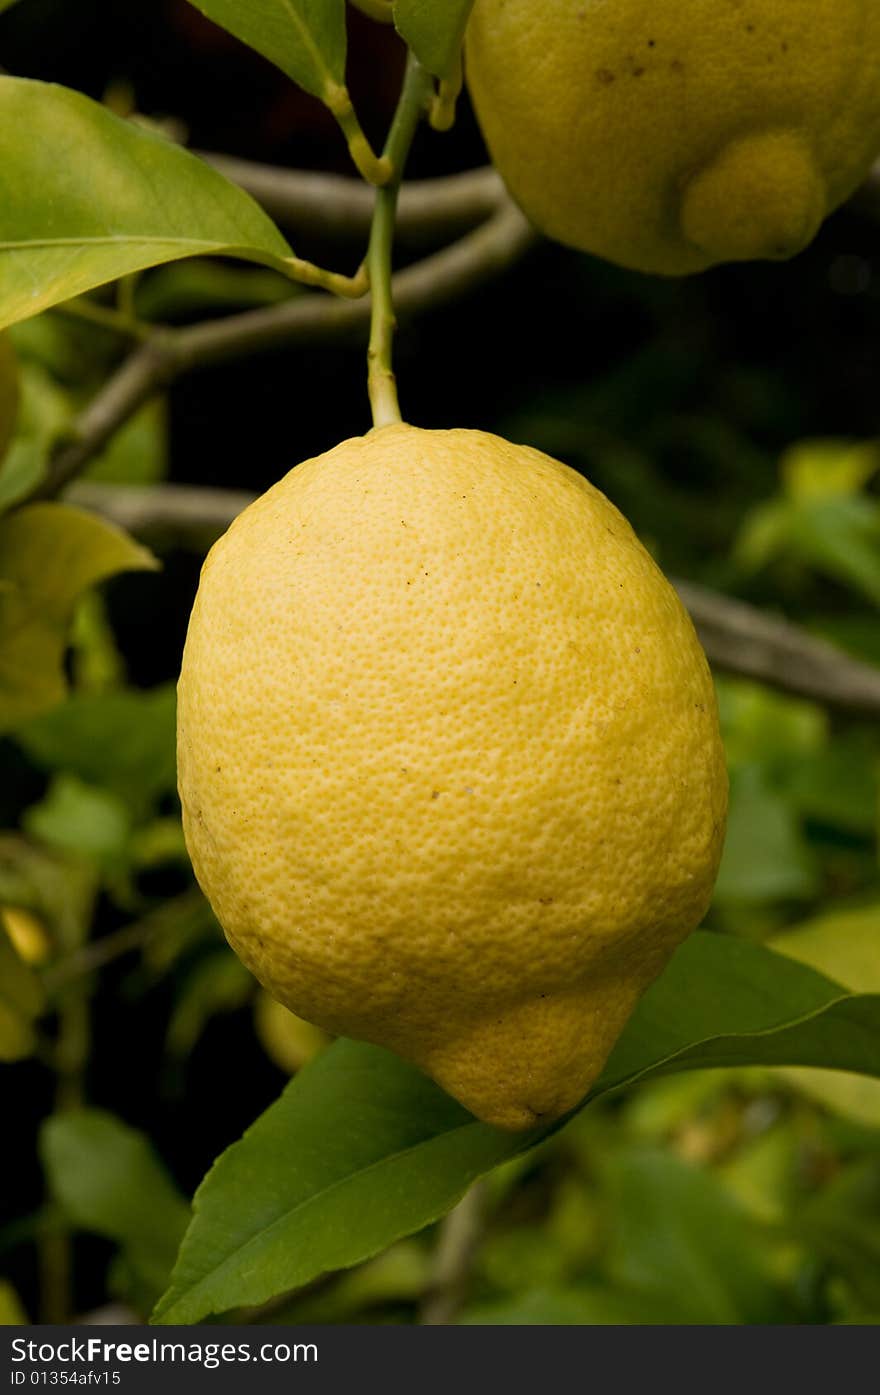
[466, 0, 880, 275]
[177, 426, 727, 1129]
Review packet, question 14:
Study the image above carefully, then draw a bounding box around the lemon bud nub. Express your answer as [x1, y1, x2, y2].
[680, 131, 827, 265]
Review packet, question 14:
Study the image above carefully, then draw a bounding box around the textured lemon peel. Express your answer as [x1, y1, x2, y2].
[177, 425, 727, 1129]
[466, 0, 880, 275]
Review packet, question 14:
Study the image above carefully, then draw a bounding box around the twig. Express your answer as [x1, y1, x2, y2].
[365, 53, 435, 427]
[675, 580, 880, 717]
[173, 198, 534, 370]
[43, 889, 209, 993]
[32, 338, 180, 500]
[200, 156, 505, 245]
[67, 481, 254, 539]
[203, 151, 880, 243]
[68, 479, 880, 719]
[420, 1183, 486, 1325]
[31, 201, 535, 500]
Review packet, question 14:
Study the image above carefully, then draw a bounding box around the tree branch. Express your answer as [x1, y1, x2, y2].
[419, 1183, 486, 1325]
[173, 197, 534, 370]
[204, 151, 880, 240]
[201, 155, 506, 245]
[674, 580, 880, 717]
[33, 200, 534, 501]
[67, 478, 880, 718]
[32, 339, 180, 500]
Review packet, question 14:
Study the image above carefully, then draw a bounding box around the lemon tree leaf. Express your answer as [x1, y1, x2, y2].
[393, 0, 473, 78]
[0, 502, 157, 731]
[604, 1149, 791, 1324]
[795, 1160, 880, 1310]
[0, 360, 72, 512]
[15, 684, 177, 814]
[24, 775, 132, 865]
[153, 932, 880, 1324]
[182, 1, 346, 98]
[41, 1110, 190, 1298]
[782, 439, 880, 502]
[0, 78, 295, 332]
[713, 766, 817, 905]
[771, 905, 880, 1127]
[0, 835, 96, 953]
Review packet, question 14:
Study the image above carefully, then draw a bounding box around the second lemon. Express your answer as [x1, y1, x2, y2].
[466, 0, 880, 275]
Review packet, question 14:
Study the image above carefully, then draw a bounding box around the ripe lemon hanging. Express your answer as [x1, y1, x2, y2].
[465, 0, 880, 275]
[177, 426, 727, 1129]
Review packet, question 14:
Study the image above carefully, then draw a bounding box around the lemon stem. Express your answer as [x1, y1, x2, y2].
[367, 54, 433, 428]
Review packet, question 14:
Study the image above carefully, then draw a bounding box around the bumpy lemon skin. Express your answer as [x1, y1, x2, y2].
[465, 0, 880, 276]
[177, 426, 728, 1130]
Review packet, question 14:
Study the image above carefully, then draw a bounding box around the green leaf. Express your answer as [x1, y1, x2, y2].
[0, 360, 73, 512]
[605, 1148, 789, 1324]
[23, 774, 132, 864]
[791, 496, 880, 608]
[796, 1160, 880, 1310]
[716, 677, 825, 774]
[182, 0, 346, 98]
[0, 834, 97, 952]
[40, 1110, 190, 1299]
[153, 933, 880, 1324]
[782, 439, 880, 502]
[0, 502, 156, 731]
[86, 399, 168, 487]
[772, 906, 880, 1127]
[15, 684, 178, 816]
[713, 765, 817, 904]
[393, 0, 473, 77]
[135, 261, 293, 323]
[0, 78, 295, 331]
[281, 1241, 428, 1322]
[735, 492, 880, 607]
[0, 915, 45, 1061]
[153, 1044, 503, 1323]
[787, 734, 879, 837]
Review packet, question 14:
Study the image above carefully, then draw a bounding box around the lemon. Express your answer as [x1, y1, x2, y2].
[177, 425, 727, 1129]
[466, 0, 880, 275]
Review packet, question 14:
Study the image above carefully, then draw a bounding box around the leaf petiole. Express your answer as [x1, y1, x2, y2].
[324, 83, 393, 187]
[366, 55, 434, 427]
[287, 256, 369, 299]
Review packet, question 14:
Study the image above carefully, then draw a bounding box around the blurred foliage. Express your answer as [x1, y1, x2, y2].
[1, 297, 877, 1328]
[0, 0, 879, 1328]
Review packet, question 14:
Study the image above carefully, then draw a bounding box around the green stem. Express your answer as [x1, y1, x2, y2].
[367, 56, 433, 428]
